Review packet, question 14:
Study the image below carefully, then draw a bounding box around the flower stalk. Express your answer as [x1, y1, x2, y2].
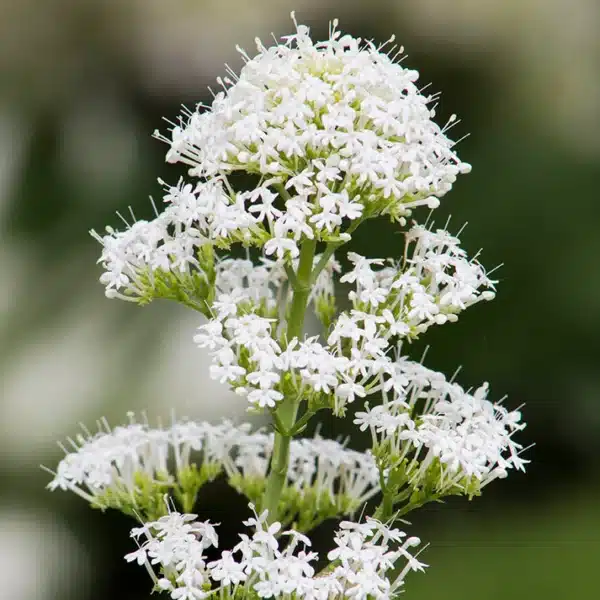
[262, 236, 316, 521]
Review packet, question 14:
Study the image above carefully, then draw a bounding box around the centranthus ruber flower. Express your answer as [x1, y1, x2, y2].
[47, 12, 529, 600]
[126, 503, 426, 600]
[47, 415, 380, 527]
[92, 13, 471, 307]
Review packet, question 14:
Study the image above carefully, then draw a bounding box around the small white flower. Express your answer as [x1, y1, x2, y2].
[264, 225, 300, 259]
[247, 388, 284, 408]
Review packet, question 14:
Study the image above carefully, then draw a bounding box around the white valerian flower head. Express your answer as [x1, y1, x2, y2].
[46, 414, 172, 507]
[337, 223, 496, 339]
[45, 415, 253, 516]
[126, 505, 219, 599]
[90, 179, 231, 302]
[353, 359, 528, 497]
[47, 415, 380, 527]
[127, 503, 426, 600]
[92, 14, 472, 318]
[88, 12, 468, 294]
[329, 517, 427, 598]
[158, 16, 469, 204]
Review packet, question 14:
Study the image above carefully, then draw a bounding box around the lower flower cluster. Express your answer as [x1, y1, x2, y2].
[126, 504, 426, 600]
[46, 416, 379, 525]
[231, 431, 379, 530]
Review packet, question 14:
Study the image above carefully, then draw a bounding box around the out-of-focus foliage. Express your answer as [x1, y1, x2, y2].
[1, 1, 599, 599]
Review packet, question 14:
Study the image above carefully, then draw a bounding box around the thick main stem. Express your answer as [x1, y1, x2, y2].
[262, 238, 316, 522]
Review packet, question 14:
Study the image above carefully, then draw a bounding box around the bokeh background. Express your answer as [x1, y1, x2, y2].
[2, 0, 600, 598]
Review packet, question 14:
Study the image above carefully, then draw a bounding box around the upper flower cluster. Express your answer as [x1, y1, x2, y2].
[158, 16, 469, 204]
[92, 15, 471, 302]
[126, 503, 426, 600]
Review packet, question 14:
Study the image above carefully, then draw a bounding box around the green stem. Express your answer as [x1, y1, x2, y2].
[379, 472, 394, 521]
[310, 216, 368, 285]
[262, 238, 316, 522]
[289, 409, 317, 436]
[287, 238, 317, 341]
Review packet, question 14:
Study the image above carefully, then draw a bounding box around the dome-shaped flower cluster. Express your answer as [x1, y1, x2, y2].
[92, 16, 471, 303]
[126, 504, 426, 600]
[158, 16, 470, 203]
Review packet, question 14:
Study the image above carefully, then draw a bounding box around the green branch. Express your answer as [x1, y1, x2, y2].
[261, 238, 316, 522]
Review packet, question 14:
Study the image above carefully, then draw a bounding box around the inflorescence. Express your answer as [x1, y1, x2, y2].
[48, 13, 528, 600]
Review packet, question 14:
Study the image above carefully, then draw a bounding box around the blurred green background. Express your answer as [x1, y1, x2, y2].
[1, 0, 599, 598]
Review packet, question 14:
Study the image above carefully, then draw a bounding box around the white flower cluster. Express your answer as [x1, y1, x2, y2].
[194, 224, 495, 418]
[90, 179, 234, 302]
[92, 181, 342, 314]
[126, 504, 426, 600]
[195, 305, 359, 410]
[158, 16, 469, 210]
[230, 431, 379, 524]
[92, 16, 472, 301]
[341, 224, 496, 336]
[214, 253, 339, 322]
[47, 416, 378, 522]
[46, 416, 244, 507]
[354, 359, 527, 494]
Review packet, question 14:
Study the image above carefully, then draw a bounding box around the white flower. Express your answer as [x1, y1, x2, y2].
[193, 320, 225, 350]
[115, 15, 469, 282]
[247, 388, 284, 409]
[264, 224, 300, 259]
[128, 503, 425, 600]
[247, 187, 283, 223]
[46, 415, 170, 505]
[207, 551, 246, 586]
[328, 517, 426, 599]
